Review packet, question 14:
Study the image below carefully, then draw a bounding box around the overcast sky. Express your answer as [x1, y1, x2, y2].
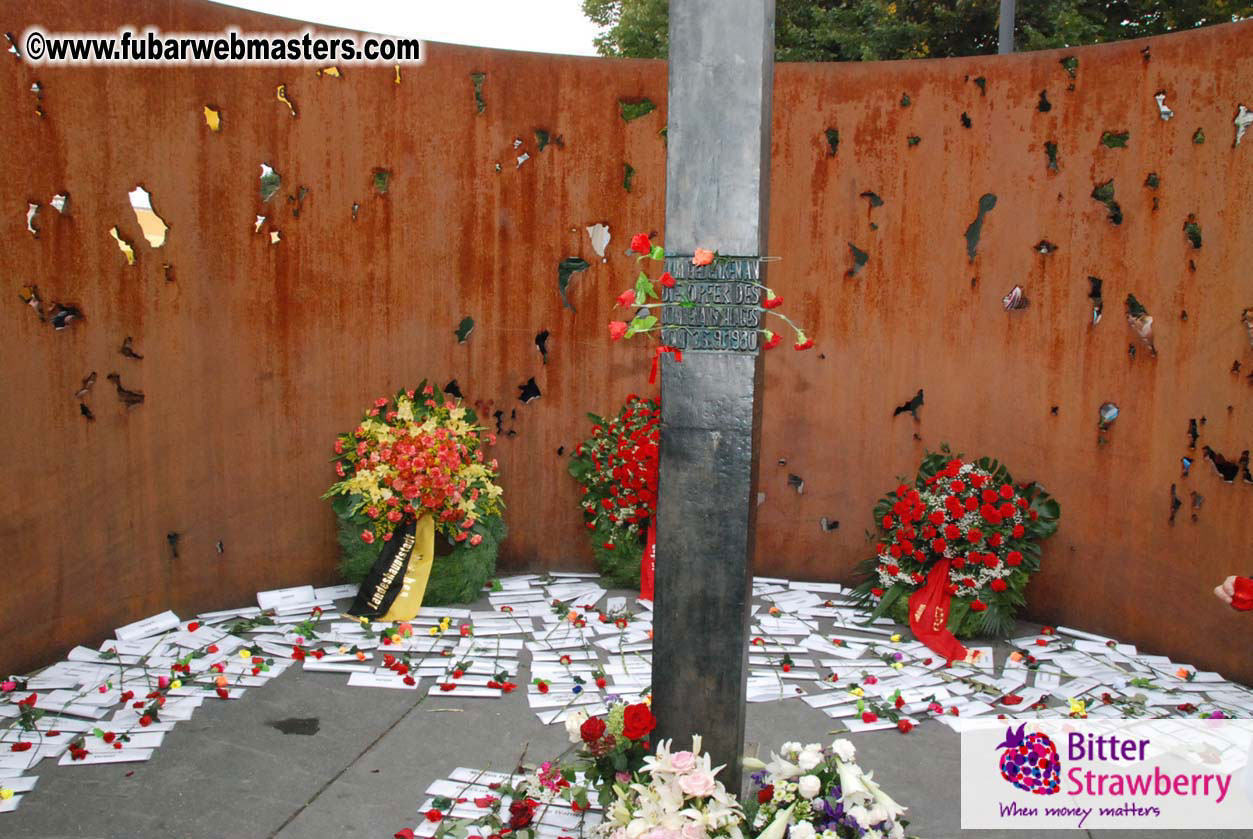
[207, 0, 602, 56]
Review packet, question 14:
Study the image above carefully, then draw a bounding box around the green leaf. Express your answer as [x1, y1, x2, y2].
[634, 272, 654, 303]
[648, 244, 665, 261]
[455, 316, 475, 343]
[859, 581, 906, 624]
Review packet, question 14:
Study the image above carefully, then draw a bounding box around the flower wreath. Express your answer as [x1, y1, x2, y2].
[568, 394, 660, 587]
[852, 449, 1060, 638]
[323, 381, 507, 605]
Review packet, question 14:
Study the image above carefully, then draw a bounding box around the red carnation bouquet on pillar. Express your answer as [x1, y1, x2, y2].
[568, 394, 660, 588]
[608, 232, 813, 352]
[852, 448, 1061, 661]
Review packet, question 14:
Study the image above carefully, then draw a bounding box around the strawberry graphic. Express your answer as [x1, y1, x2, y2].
[996, 723, 1061, 795]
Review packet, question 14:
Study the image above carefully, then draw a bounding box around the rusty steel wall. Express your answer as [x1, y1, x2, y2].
[1, 1, 1250, 683]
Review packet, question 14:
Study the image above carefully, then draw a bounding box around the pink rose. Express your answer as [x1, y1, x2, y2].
[1, 681, 16, 692]
[470, 534, 483, 546]
[670, 750, 697, 773]
[678, 769, 716, 797]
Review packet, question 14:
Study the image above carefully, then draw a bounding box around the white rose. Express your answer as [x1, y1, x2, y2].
[782, 741, 802, 757]
[803, 742, 822, 754]
[565, 709, 590, 743]
[830, 739, 856, 762]
[798, 774, 822, 800]
[888, 823, 905, 839]
[797, 749, 823, 771]
[790, 823, 816, 839]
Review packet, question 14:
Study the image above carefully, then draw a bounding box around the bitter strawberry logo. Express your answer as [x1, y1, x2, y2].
[996, 723, 1061, 795]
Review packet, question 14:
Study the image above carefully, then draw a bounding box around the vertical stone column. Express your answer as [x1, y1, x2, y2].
[652, 0, 774, 794]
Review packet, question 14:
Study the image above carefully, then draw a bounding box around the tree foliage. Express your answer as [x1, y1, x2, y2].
[581, 0, 1251, 61]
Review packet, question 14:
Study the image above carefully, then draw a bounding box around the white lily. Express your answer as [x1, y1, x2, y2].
[836, 759, 874, 808]
[754, 804, 795, 839]
[862, 771, 908, 821]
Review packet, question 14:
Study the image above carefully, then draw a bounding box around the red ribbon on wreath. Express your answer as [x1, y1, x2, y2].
[908, 559, 971, 663]
[649, 345, 683, 384]
[640, 517, 657, 601]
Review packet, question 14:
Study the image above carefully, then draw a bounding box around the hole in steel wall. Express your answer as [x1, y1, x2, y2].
[128, 186, 168, 247]
[1125, 294, 1155, 356]
[260, 164, 281, 202]
[787, 474, 804, 494]
[167, 532, 181, 559]
[1181, 457, 1192, 477]
[470, 72, 486, 113]
[819, 518, 839, 532]
[1203, 446, 1240, 482]
[74, 371, 96, 399]
[1101, 131, 1129, 149]
[1002, 286, 1028, 310]
[1190, 491, 1204, 522]
[618, 98, 656, 122]
[1087, 277, 1104, 325]
[455, 316, 474, 343]
[107, 372, 144, 406]
[535, 329, 550, 363]
[287, 186, 309, 218]
[50, 303, 83, 330]
[443, 379, 462, 399]
[1155, 91, 1174, 121]
[1091, 180, 1122, 225]
[120, 336, 143, 360]
[557, 257, 590, 310]
[1183, 215, 1202, 249]
[518, 378, 541, 403]
[894, 389, 923, 420]
[960, 112, 972, 128]
[1188, 418, 1199, 449]
[846, 243, 868, 278]
[825, 128, 839, 156]
[1169, 484, 1181, 525]
[276, 84, 297, 117]
[1044, 141, 1059, 172]
[18, 285, 44, 322]
[964, 194, 997, 261]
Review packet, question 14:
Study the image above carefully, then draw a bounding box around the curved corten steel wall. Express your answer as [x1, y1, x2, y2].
[1, 1, 1250, 682]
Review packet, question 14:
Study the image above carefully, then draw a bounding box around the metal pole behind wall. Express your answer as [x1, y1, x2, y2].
[998, 0, 1016, 54]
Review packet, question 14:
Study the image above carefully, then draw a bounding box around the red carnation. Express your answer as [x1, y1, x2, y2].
[608, 321, 629, 341]
[871, 587, 885, 597]
[762, 332, 782, 350]
[861, 711, 879, 724]
[616, 289, 636, 307]
[990, 578, 1008, 592]
[758, 785, 774, 803]
[1012, 524, 1025, 538]
[629, 233, 651, 254]
[425, 809, 444, 823]
[580, 716, 607, 743]
[659, 271, 675, 288]
[969, 599, 988, 612]
[1006, 551, 1023, 566]
[931, 538, 947, 554]
[897, 719, 915, 733]
[1000, 484, 1014, 499]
